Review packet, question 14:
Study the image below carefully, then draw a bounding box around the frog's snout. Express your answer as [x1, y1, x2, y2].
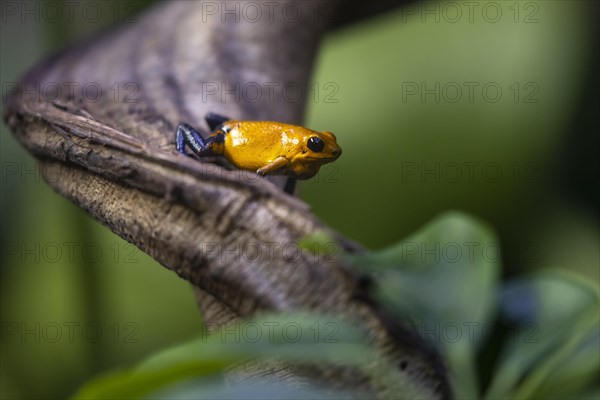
[331, 148, 342, 158]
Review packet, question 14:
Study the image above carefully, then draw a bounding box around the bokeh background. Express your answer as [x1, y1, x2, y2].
[1, 1, 597, 398]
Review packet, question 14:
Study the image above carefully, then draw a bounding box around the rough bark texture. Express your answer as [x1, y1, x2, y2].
[3, 1, 450, 398]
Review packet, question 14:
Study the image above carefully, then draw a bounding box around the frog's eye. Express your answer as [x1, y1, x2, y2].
[307, 137, 324, 152]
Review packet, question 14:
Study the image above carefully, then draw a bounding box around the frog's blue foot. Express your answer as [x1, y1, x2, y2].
[176, 123, 207, 156]
[176, 123, 226, 157]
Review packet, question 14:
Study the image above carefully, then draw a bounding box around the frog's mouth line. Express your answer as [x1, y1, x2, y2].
[304, 156, 339, 161]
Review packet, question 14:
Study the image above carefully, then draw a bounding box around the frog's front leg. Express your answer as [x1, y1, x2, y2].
[256, 156, 289, 176]
[176, 123, 222, 157]
[283, 178, 297, 195]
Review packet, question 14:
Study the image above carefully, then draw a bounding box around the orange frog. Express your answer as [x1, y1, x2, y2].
[176, 113, 341, 183]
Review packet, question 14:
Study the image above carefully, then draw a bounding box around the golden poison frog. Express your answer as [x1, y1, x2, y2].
[176, 113, 342, 186]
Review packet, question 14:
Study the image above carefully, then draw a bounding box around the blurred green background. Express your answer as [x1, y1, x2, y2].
[1, 1, 597, 399]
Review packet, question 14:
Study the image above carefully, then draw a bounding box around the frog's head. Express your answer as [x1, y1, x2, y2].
[296, 130, 341, 161]
[289, 129, 342, 179]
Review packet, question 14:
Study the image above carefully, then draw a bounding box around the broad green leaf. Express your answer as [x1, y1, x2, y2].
[350, 211, 500, 335]
[530, 323, 599, 399]
[72, 313, 429, 399]
[485, 270, 599, 399]
[71, 364, 222, 399]
[569, 388, 600, 400]
[151, 379, 356, 400]
[347, 211, 501, 398]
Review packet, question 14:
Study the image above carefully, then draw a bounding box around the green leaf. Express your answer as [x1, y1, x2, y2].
[531, 323, 600, 399]
[347, 211, 501, 398]
[150, 379, 357, 400]
[71, 312, 430, 399]
[485, 269, 600, 399]
[71, 365, 222, 400]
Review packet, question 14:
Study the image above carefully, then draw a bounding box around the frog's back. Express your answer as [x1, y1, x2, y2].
[223, 121, 307, 170]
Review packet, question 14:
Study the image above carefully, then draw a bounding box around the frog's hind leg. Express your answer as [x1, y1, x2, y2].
[176, 123, 216, 156]
[205, 113, 230, 131]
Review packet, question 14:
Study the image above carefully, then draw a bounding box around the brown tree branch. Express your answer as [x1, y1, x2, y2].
[3, 1, 449, 398]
